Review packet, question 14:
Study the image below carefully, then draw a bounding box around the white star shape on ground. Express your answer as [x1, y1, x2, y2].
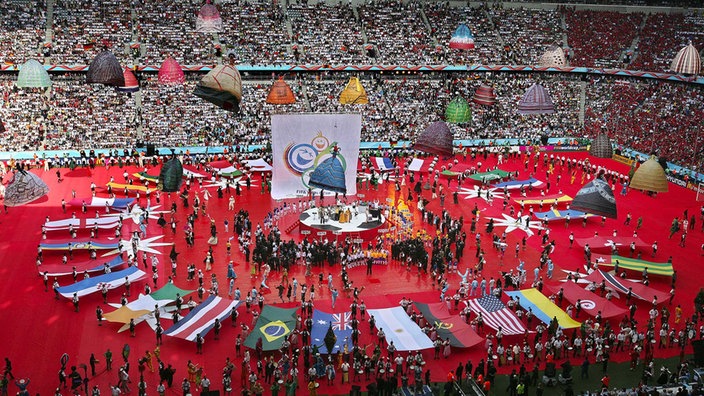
[102, 235, 173, 258]
[488, 213, 543, 236]
[203, 176, 258, 189]
[457, 186, 504, 202]
[106, 204, 169, 225]
[317, 320, 327, 325]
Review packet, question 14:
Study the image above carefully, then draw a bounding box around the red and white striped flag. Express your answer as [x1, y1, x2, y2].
[467, 295, 527, 336]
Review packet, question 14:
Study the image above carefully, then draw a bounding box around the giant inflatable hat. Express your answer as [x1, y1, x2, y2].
[517, 84, 554, 114]
[309, 147, 347, 194]
[572, 178, 617, 219]
[414, 121, 454, 157]
[589, 133, 613, 158]
[87, 51, 125, 86]
[445, 97, 471, 123]
[629, 156, 668, 193]
[194, 64, 242, 112]
[449, 24, 475, 50]
[266, 77, 296, 104]
[670, 42, 701, 75]
[159, 152, 184, 192]
[4, 169, 50, 206]
[339, 77, 368, 105]
[196, 0, 223, 33]
[16, 59, 52, 88]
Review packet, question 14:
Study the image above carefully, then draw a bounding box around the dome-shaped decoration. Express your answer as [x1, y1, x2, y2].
[194, 64, 242, 112]
[266, 77, 296, 105]
[196, 0, 222, 33]
[339, 77, 368, 105]
[117, 68, 139, 93]
[445, 97, 472, 123]
[4, 169, 50, 206]
[449, 24, 475, 50]
[158, 57, 185, 86]
[473, 84, 496, 106]
[414, 121, 454, 157]
[629, 156, 668, 193]
[572, 178, 617, 219]
[86, 51, 125, 86]
[16, 59, 52, 88]
[517, 84, 554, 115]
[309, 147, 347, 194]
[159, 155, 184, 192]
[589, 134, 613, 158]
[538, 45, 567, 68]
[670, 42, 701, 75]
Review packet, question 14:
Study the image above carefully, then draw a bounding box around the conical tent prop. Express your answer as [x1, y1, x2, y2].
[572, 178, 617, 219]
[670, 42, 701, 75]
[538, 45, 567, 68]
[266, 77, 296, 104]
[16, 59, 52, 88]
[517, 84, 554, 115]
[159, 154, 184, 192]
[158, 57, 185, 86]
[196, 0, 222, 33]
[629, 156, 668, 193]
[449, 24, 475, 50]
[117, 68, 139, 93]
[445, 97, 471, 123]
[414, 121, 454, 157]
[339, 77, 368, 105]
[4, 169, 50, 206]
[589, 133, 613, 158]
[194, 64, 242, 112]
[473, 84, 496, 106]
[309, 148, 347, 194]
[86, 51, 125, 87]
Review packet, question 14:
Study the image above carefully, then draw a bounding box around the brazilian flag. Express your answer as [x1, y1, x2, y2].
[244, 305, 298, 351]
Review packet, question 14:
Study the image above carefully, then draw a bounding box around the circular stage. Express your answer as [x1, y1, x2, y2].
[298, 204, 388, 241]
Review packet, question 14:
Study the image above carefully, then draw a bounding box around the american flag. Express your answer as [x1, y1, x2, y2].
[332, 312, 351, 331]
[467, 295, 527, 336]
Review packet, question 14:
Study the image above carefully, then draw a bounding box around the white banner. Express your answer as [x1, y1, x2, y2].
[271, 114, 362, 200]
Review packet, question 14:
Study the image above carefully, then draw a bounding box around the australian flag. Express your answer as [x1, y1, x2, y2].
[311, 310, 353, 354]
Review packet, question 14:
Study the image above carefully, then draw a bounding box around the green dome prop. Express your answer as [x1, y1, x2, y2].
[16, 59, 52, 88]
[159, 155, 184, 192]
[445, 97, 472, 124]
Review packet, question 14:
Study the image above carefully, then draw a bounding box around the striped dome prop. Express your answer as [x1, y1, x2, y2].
[517, 84, 554, 115]
[473, 84, 496, 106]
[117, 68, 139, 93]
[589, 133, 613, 158]
[449, 24, 475, 50]
[670, 42, 701, 75]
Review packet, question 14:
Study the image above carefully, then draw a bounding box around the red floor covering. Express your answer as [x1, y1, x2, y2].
[0, 151, 702, 395]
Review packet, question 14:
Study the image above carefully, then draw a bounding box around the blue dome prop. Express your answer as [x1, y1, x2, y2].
[309, 149, 347, 194]
[449, 24, 475, 50]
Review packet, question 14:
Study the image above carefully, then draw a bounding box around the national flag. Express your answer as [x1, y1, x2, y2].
[44, 217, 121, 231]
[575, 235, 650, 253]
[494, 177, 544, 189]
[593, 255, 673, 276]
[132, 172, 159, 183]
[367, 307, 433, 351]
[182, 166, 208, 178]
[106, 182, 157, 194]
[40, 237, 120, 251]
[466, 295, 526, 336]
[164, 295, 241, 341]
[413, 302, 483, 348]
[407, 158, 426, 172]
[505, 289, 581, 329]
[533, 209, 591, 222]
[244, 305, 298, 351]
[39, 255, 124, 276]
[547, 282, 627, 319]
[372, 157, 394, 172]
[243, 158, 273, 172]
[469, 169, 510, 182]
[584, 270, 669, 303]
[68, 197, 135, 209]
[56, 266, 146, 298]
[513, 193, 573, 205]
[311, 310, 353, 353]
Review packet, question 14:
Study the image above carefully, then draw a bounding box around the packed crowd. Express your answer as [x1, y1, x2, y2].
[2, 70, 703, 170]
[1, 0, 701, 72]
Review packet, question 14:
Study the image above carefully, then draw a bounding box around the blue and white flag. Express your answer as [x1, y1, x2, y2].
[311, 310, 353, 353]
[367, 307, 433, 351]
[57, 266, 146, 298]
[372, 157, 394, 172]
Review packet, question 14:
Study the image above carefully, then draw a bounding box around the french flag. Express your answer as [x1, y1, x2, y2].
[164, 295, 241, 341]
[372, 157, 394, 171]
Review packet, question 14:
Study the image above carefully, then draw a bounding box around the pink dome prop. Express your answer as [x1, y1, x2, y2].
[670, 42, 701, 75]
[158, 57, 185, 85]
[196, 0, 223, 33]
